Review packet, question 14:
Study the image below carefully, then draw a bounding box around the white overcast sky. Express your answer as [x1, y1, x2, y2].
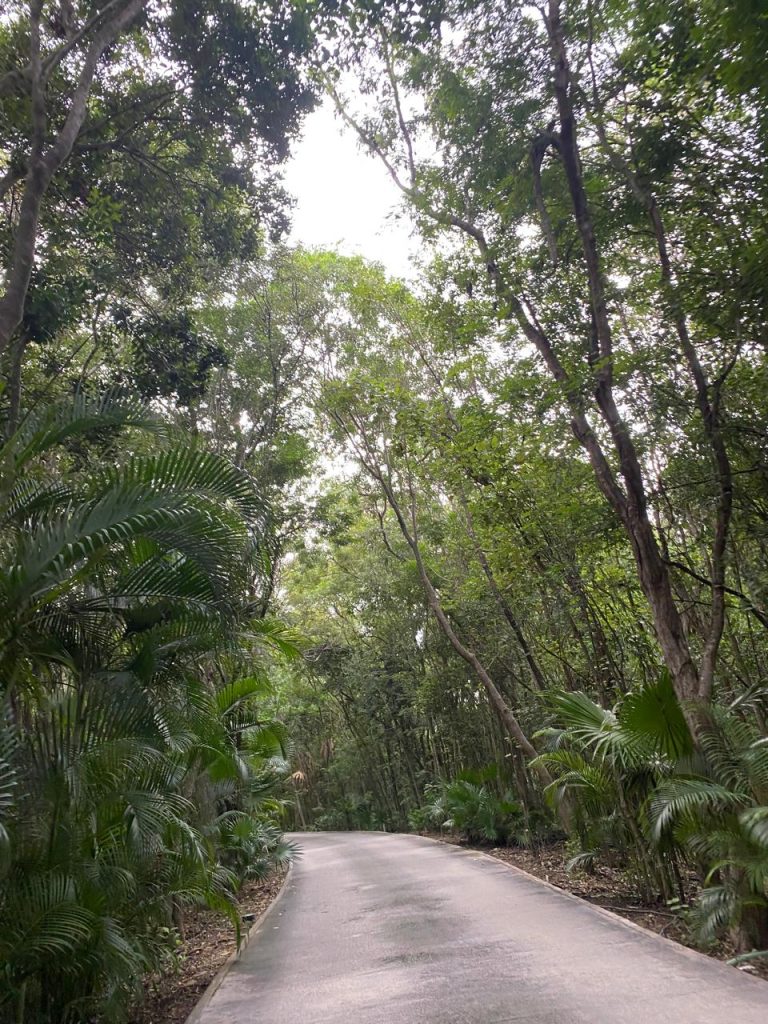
[283, 99, 421, 281]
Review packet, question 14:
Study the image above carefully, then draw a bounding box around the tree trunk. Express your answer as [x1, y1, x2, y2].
[0, 0, 147, 355]
[457, 491, 548, 692]
[376, 469, 555, 792]
[542, 0, 706, 726]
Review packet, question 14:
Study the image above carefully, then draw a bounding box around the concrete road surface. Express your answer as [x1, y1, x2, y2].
[192, 831, 767, 1024]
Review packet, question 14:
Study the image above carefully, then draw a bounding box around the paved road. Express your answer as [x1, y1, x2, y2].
[194, 832, 767, 1024]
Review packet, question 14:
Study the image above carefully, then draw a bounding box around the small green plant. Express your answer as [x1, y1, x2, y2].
[219, 816, 297, 884]
[414, 772, 523, 845]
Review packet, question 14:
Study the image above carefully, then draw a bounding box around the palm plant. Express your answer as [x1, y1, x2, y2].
[649, 706, 768, 950]
[0, 393, 296, 1023]
[419, 772, 523, 844]
[0, 392, 268, 696]
[538, 675, 768, 949]
[534, 674, 692, 899]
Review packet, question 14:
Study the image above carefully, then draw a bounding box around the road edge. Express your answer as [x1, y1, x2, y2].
[409, 832, 767, 988]
[184, 863, 294, 1024]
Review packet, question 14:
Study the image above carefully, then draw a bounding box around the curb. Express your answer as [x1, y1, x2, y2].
[184, 864, 294, 1024]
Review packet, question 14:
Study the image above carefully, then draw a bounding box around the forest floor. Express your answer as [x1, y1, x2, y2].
[426, 833, 768, 980]
[128, 868, 288, 1024]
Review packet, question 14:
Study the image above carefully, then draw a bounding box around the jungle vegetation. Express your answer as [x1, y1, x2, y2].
[1, 1, 767, 1020]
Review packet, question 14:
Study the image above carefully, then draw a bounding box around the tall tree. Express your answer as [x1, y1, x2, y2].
[325, 0, 768, 728]
[0, 0, 317, 418]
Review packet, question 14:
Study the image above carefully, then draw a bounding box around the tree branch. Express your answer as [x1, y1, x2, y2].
[0, 0, 148, 356]
[0, 0, 127, 98]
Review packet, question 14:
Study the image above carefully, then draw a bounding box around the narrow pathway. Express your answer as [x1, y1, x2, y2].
[193, 832, 767, 1023]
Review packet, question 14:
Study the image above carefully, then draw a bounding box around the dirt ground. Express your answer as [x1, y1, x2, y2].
[128, 869, 287, 1024]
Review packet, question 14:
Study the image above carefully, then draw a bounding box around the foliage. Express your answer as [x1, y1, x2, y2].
[533, 676, 686, 889]
[415, 773, 524, 845]
[0, 397, 295, 1023]
[536, 676, 768, 947]
[2, 0, 768, 990]
[649, 708, 768, 950]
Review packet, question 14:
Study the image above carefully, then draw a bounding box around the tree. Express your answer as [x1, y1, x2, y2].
[0, 0, 318, 424]
[325, 0, 768, 729]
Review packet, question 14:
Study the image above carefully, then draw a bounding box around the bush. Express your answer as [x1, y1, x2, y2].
[413, 774, 523, 845]
[312, 794, 390, 832]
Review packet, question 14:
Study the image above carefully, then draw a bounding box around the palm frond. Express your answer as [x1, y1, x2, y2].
[649, 777, 750, 841]
[619, 671, 693, 760]
[9, 390, 165, 470]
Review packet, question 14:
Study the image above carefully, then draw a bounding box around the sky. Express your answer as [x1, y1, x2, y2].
[283, 100, 420, 281]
